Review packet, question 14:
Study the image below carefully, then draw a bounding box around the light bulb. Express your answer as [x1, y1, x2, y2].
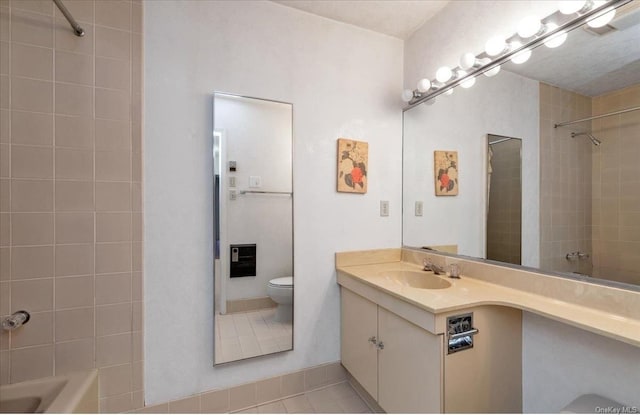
[484, 65, 501, 77]
[558, 0, 587, 14]
[518, 16, 542, 38]
[401, 89, 414, 102]
[436, 66, 453, 83]
[459, 53, 477, 70]
[485, 36, 506, 56]
[444, 88, 453, 96]
[587, 1, 616, 28]
[417, 78, 431, 93]
[543, 23, 567, 48]
[457, 70, 476, 88]
[510, 42, 531, 64]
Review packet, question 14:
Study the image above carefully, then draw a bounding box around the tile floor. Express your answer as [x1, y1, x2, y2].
[232, 381, 373, 413]
[215, 308, 293, 363]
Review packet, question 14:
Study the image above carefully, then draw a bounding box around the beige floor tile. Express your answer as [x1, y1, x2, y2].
[282, 395, 314, 413]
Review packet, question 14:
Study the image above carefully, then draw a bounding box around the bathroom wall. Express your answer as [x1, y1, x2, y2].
[486, 138, 522, 265]
[591, 83, 640, 286]
[144, 0, 403, 404]
[539, 83, 593, 276]
[402, 70, 539, 266]
[0, 0, 144, 412]
[215, 95, 293, 301]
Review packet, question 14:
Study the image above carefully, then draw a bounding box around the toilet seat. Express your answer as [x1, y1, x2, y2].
[268, 276, 293, 288]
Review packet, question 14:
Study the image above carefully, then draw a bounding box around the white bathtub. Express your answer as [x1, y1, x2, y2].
[0, 370, 98, 413]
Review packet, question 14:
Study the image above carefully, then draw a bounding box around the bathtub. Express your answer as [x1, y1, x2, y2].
[0, 370, 98, 413]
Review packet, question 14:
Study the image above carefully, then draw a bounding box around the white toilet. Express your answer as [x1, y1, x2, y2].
[267, 276, 293, 323]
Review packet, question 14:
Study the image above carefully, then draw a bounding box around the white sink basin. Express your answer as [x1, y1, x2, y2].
[378, 270, 452, 290]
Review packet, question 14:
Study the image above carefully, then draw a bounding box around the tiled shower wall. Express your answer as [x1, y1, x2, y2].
[539, 83, 592, 275]
[591, 84, 640, 285]
[0, 0, 143, 412]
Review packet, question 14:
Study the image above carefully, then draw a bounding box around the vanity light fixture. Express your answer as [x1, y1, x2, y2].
[587, 0, 617, 27]
[402, 0, 631, 109]
[436, 66, 454, 83]
[509, 42, 532, 64]
[517, 16, 543, 38]
[458, 71, 476, 88]
[485, 36, 507, 56]
[417, 78, 432, 93]
[543, 23, 568, 48]
[558, 0, 588, 15]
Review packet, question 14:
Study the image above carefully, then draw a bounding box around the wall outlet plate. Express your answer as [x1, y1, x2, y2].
[415, 201, 423, 216]
[229, 189, 237, 201]
[380, 200, 389, 217]
[249, 176, 261, 188]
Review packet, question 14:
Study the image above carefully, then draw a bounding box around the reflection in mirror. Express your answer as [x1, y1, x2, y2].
[486, 135, 522, 266]
[213, 93, 293, 364]
[403, 1, 640, 289]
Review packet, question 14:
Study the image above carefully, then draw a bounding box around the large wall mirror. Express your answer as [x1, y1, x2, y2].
[213, 93, 293, 364]
[403, 1, 640, 290]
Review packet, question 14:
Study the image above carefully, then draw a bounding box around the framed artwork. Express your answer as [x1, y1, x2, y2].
[434, 150, 458, 196]
[337, 138, 368, 194]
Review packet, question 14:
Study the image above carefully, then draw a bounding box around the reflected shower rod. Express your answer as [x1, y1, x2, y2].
[555, 105, 640, 128]
[53, 0, 84, 37]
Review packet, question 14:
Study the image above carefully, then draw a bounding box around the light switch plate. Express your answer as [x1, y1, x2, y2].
[380, 200, 389, 217]
[249, 176, 261, 188]
[229, 176, 236, 187]
[415, 201, 423, 216]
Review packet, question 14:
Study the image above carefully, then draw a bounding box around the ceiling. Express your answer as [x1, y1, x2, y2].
[504, 1, 640, 97]
[272, 0, 449, 40]
[271, 0, 640, 97]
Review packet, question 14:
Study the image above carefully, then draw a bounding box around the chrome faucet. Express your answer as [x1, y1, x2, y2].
[423, 259, 445, 275]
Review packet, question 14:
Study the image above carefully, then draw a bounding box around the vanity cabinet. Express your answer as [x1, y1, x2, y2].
[341, 288, 443, 413]
[340, 285, 522, 413]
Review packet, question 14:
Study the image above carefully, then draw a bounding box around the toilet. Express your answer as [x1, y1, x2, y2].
[267, 276, 293, 323]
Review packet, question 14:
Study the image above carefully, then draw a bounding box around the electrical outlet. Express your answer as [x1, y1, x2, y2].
[415, 201, 423, 216]
[229, 190, 237, 201]
[380, 200, 389, 217]
[229, 176, 236, 187]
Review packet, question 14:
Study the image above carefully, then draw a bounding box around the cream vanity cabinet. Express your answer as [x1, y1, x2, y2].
[341, 286, 522, 413]
[341, 288, 442, 413]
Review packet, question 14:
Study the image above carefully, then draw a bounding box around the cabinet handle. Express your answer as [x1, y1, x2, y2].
[368, 336, 377, 345]
[377, 341, 384, 350]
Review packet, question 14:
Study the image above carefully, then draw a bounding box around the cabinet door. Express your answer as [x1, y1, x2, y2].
[341, 288, 378, 400]
[378, 307, 442, 413]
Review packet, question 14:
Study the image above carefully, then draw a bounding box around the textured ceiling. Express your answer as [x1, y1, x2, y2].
[272, 0, 449, 39]
[504, 1, 640, 97]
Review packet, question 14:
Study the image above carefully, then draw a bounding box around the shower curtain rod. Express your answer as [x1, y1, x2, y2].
[488, 137, 512, 145]
[554, 105, 640, 128]
[53, 0, 84, 37]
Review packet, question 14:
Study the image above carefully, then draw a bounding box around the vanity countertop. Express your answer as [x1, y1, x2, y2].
[337, 252, 640, 348]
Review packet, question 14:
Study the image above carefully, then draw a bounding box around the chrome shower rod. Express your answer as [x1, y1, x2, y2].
[555, 105, 640, 128]
[53, 0, 84, 37]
